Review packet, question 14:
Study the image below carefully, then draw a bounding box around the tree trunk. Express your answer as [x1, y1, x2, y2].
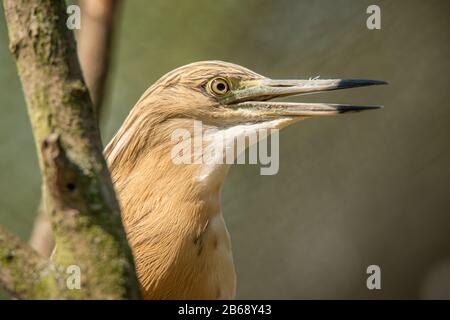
[1, 0, 140, 299]
[29, 0, 121, 258]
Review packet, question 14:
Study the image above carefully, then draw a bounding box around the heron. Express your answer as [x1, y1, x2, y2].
[104, 61, 385, 299]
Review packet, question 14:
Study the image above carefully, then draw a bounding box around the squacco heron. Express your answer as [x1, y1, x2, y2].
[104, 61, 385, 299]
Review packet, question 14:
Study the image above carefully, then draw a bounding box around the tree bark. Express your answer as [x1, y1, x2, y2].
[0, 225, 62, 299]
[29, 0, 121, 258]
[1, 0, 140, 299]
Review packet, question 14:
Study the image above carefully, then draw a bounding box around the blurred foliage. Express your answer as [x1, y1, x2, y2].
[0, 0, 449, 299]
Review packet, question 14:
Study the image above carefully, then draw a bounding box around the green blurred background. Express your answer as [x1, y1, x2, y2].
[1, 0, 449, 299]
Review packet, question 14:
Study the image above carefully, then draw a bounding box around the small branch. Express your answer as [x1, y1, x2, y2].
[0, 225, 61, 299]
[28, 201, 54, 257]
[78, 0, 121, 118]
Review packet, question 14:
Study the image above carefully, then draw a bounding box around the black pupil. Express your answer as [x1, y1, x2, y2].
[216, 82, 226, 91]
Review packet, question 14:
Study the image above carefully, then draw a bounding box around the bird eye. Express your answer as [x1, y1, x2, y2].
[208, 77, 230, 96]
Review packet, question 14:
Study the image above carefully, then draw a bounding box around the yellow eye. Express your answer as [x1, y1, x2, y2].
[209, 77, 230, 96]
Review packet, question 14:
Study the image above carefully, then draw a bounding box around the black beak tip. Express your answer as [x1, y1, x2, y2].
[338, 105, 384, 113]
[339, 79, 388, 89]
[374, 80, 388, 85]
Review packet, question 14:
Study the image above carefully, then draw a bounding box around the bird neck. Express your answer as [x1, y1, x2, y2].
[105, 122, 236, 299]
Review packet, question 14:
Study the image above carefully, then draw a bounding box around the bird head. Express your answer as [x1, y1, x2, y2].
[134, 60, 385, 127]
[106, 61, 385, 180]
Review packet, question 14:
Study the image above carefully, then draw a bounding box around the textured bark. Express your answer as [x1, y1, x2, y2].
[1, 0, 141, 299]
[0, 225, 63, 299]
[29, 0, 121, 258]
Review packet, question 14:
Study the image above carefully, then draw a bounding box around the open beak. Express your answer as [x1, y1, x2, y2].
[223, 78, 387, 117]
